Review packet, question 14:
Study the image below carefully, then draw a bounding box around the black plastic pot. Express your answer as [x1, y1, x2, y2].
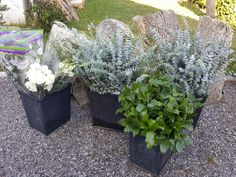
[87, 91, 123, 130]
[129, 134, 173, 176]
[19, 85, 71, 135]
[193, 97, 207, 129]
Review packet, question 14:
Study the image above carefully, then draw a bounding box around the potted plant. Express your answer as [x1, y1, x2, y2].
[0, 49, 75, 135]
[117, 73, 203, 175]
[144, 21, 233, 128]
[73, 28, 149, 130]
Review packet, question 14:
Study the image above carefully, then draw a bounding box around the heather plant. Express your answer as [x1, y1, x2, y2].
[74, 29, 152, 95]
[145, 22, 233, 97]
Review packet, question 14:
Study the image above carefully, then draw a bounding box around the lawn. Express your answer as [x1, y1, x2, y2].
[69, 0, 236, 72]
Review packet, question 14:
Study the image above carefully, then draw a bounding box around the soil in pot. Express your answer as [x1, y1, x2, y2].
[87, 91, 123, 130]
[129, 134, 173, 176]
[19, 85, 71, 135]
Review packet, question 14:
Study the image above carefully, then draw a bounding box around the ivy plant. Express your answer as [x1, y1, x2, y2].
[117, 73, 203, 154]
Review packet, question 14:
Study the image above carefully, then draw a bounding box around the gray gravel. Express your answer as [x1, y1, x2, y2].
[0, 77, 235, 177]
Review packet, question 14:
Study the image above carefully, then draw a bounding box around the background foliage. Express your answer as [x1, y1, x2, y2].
[188, 0, 236, 29]
[0, 2, 8, 25]
[30, 0, 67, 32]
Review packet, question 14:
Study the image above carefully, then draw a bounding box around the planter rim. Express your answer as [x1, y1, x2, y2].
[87, 90, 119, 98]
[18, 83, 71, 101]
[130, 134, 173, 154]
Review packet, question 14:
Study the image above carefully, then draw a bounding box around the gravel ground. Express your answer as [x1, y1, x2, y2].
[0, 77, 235, 177]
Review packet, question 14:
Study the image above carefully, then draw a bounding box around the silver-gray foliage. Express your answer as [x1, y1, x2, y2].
[74, 29, 147, 95]
[148, 23, 233, 97]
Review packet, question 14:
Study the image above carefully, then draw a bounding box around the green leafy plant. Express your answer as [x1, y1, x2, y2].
[216, 0, 236, 29]
[117, 73, 203, 154]
[226, 59, 236, 77]
[31, 0, 67, 32]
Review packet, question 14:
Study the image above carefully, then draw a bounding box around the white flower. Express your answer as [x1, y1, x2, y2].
[46, 83, 53, 92]
[59, 62, 64, 68]
[25, 62, 56, 92]
[25, 81, 37, 92]
[68, 72, 74, 77]
[37, 48, 43, 55]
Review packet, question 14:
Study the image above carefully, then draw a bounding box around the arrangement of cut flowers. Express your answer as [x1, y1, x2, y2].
[1, 49, 75, 99]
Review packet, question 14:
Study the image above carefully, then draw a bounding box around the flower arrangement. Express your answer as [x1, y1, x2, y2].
[0, 49, 75, 99]
[24, 63, 56, 92]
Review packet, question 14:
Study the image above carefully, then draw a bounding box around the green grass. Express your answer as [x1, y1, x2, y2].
[68, 0, 158, 33]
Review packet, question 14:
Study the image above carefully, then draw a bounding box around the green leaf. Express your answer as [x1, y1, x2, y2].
[160, 141, 170, 154]
[184, 124, 193, 131]
[145, 131, 156, 149]
[124, 125, 139, 136]
[169, 139, 175, 146]
[173, 109, 180, 115]
[136, 104, 145, 112]
[176, 141, 185, 153]
[184, 137, 193, 145]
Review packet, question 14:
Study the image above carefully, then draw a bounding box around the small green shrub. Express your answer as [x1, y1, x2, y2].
[216, 0, 236, 29]
[189, 0, 206, 8]
[226, 59, 236, 76]
[32, 0, 67, 32]
[117, 73, 203, 154]
[188, 0, 236, 29]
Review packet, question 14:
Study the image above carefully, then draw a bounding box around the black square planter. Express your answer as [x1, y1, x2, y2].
[129, 134, 173, 176]
[193, 97, 207, 129]
[19, 84, 71, 135]
[87, 91, 123, 130]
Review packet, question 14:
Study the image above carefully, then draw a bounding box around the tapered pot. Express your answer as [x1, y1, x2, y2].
[19, 84, 71, 135]
[193, 97, 207, 129]
[87, 91, 123, 130]
[129, 134, 173, 176]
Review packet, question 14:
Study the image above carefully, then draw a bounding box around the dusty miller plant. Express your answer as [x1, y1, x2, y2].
[146, 21, 233, 97]
[74, 28, 150, 95]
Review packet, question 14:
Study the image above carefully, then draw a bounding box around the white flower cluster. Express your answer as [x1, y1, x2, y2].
[25, 63, 55, 92]
[59, 62, 74, 77]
